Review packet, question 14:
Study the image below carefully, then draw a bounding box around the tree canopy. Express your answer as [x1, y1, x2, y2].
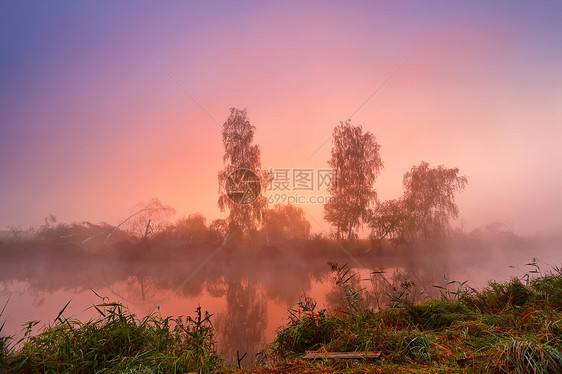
[262, 204, 311, 244]
[218, 108, 268, 234]
[370, 162, 468, 243]
[324, 120, 383, 240]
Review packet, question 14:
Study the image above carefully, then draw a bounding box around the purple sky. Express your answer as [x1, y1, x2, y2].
[1, 1, 561, 235]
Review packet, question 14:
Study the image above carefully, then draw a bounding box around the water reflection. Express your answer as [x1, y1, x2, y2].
[0, 239, 558, 364]
[214, 277, 267, 365]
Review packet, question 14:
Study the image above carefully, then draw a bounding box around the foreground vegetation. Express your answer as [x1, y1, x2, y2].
[1, 263, 561, 373]
[246, 263, 562, 374]
[0, 301, 221, 373]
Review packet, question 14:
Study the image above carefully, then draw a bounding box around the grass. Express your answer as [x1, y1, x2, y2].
[0, 300, 221, 373]
[1, 262, 561, 373]
[251, 262, 562, 373]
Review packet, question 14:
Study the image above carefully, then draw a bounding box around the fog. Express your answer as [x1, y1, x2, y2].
[1, 224, 560, 364]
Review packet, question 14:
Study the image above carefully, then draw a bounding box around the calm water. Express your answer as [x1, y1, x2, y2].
[1, 240, 559, 366]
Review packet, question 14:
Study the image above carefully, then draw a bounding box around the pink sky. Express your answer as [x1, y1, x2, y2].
[1, 1, 561, 235]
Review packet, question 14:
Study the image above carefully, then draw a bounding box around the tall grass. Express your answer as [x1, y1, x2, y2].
[1, 299, 221, 373]
[269, 261, 562, 373]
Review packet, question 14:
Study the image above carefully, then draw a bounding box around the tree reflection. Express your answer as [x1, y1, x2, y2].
[214, 276, 267, 366]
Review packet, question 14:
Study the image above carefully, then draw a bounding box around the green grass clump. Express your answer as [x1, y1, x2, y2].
[0, 328, 8, 370]
[266, 264, 562, 374]
[2, 302, 221, 373]
[273, 296, 337, 356]
[405, 300, 477, 330]
[485, 338, 562, 374]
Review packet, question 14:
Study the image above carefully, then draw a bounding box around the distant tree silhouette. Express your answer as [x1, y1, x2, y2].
[218, 108, 268, 234]
[173, 213, 208, 245]
[34, 216, 116, 245]
[208, 218, 228, 243]
[369, 198, 407, 242]
[109, 198, 175, 242]
[370, 162, 467, 243]
[402, 162, 467, 241]
[262, 204, 311, 244]
[324, 120, 383, 240]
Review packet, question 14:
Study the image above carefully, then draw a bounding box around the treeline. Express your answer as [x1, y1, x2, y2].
[0, 201, 322, 260]
[0, 207, 536, 264]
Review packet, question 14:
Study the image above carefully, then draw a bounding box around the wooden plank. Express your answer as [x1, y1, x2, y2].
[303, 351, 381, 360]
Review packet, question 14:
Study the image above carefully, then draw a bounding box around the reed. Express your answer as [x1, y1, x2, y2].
[2, 300, 221, 373]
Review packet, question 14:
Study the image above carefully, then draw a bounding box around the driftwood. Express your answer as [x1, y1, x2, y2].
[303, 351, 381, 360]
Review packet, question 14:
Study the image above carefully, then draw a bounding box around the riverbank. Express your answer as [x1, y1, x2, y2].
[232, 264, 562, 373]
[1, 264, 561, 373]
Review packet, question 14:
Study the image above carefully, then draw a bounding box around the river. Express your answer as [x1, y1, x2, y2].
[0, 235, 559, 366]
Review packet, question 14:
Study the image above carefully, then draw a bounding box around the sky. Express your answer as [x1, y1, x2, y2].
[1, 0, 561, 236]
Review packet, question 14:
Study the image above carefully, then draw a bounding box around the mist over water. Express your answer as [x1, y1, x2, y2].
[1, 230, 559, 365]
